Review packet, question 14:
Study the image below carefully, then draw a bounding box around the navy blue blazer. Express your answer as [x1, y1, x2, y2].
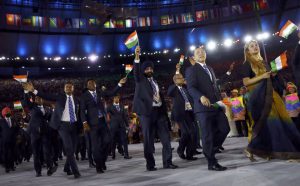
[167, 84, 194, 122]
[80, 86, 120, 127]
[132, 61, 169, 117]
[36, 91, 80, 130]
[21, 93, 52, 136]
[185, 63, 222, 113]
[0, 118, 19, 144]
[107, 104, 128, 129]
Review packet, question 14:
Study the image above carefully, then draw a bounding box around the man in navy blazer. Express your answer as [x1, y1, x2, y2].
[167, 63, 197, 160]
[133, 46, 177, 171]
[21, 93, 57, 177]
[80, 78, 127, 173]
[0, 107, 19, 173]
[107, 95, 132, 160]
[23, 82, 81, 178]
[186, 47, 229, 171]
[292, 31, 300, 93]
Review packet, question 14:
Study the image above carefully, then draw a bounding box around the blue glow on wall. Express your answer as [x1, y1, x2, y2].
[17, 44, 26, 56]
[44, 44, 53, 55]
[165, 37, 172, 48]
[154, 38, 161, 49]
[58, 37, 69, 55]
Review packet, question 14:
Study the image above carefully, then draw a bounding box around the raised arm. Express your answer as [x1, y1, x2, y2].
[133, 46, 142, 82]
[22, 82, 58, 102]
[99, 77, 127, 97]
[21, 93, 35, 110]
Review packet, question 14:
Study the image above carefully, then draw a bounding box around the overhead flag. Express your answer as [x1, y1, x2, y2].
[125, 64, 133, 74]
[6, 14, 21, 26]
[125, 19, 132, 28]
[213, 99, 231, 110]
[270, 51, 288, 72]
[32, 16, 39, 27]
[22, 16, 32, 26]
[161, 15, 170, 25]
[124, 30, 139, 49]
[279, 20, 298, 39]
[13, 74, 28, 83]
[14, 101, 23, 110]
[88, 18, 96, 26]
[196, 10, 209, 22]
[49, 17, 57, 28]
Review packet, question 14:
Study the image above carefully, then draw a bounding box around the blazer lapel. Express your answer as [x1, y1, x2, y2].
[196, 63, 213, 83]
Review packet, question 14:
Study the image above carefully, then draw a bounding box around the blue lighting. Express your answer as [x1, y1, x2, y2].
[17, 45, 26, 56]
[153, 38, 161, 50]
[58, 38, 68, 55]
[44, 44, 53, 55]
[165, 37, 172, 48]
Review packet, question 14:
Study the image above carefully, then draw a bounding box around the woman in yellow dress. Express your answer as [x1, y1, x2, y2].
[241, 40, 300, 161]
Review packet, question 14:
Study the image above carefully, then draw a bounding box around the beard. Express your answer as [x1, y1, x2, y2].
[144, 72, 153, 78]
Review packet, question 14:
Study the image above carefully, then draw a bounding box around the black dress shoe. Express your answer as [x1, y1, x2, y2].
[163, 163, 178, 169]
[186, 157, 198, 161]
[47, 166, 58, 176]
[124, 156, 132, 159]
[96, 168, 104, 174]
[215, 149, 222, 153]
[194, 150, 202, 155]
[74, 173, 81, 179]
[219, 146, 225, 151]
[36, 172, 42, 177]
[5, 169, 10, 173]
[112, 155, 116, 160]
[89, 163, 96, 168]
[177, 152, 186, 159]
[208, 163, 227, 171]
[147, 167, 157, 171]
[66, 171, 73, 175]
[103, 164, 107, 170]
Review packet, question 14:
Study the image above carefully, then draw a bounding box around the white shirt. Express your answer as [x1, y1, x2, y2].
[38, 105, 45, 115]
[5, 117, 12, 128]
[148, 78, 162, 107]
[61, 95, 77, 122]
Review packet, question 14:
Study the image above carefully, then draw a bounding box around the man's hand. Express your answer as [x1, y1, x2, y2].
[135, 46, 140, 60]
[200, 96, 211, 107]
[119, 77, 127, 85]
[83, 122, 90, 133]
[188, 57, 196, 66]
[22, 82, 34, 92]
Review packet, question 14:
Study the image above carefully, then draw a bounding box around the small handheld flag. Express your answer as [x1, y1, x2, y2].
[13, 75, 27, 83]
[279, 20, 298, 39]
[270, 51, 288, 72]
[125, 64, 133, 78]
[212, 99, 231, 109]
[14, 101, 23, 110]
[179, 55, 184, 65]
[124, 31, 139, 49]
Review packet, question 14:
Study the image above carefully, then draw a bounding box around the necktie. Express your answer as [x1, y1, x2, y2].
[92, 92, 97, 103]
[149, 78, 160, 103]
[179, 87, 189, 103]
[202, 64, 212, 81]
[115, 105, 120, 112]
[68, 96, 76, 123]
[7, 118, 12, 128]
[39, 106, 45, 115]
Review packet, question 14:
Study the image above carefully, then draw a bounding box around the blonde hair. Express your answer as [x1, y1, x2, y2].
[244, 40, 266, 75]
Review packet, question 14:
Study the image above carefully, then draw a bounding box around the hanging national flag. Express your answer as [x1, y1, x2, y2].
[89, 18, 96, 26]
[161, 15, 170, 25]
[125, 19, 132, 28]
[110, 19, 116, 28]
[72, 18, 80, 28]
[32, 16, 39, 27]
[270, 51, 288, 72]
[125, 64, 133, 74]
[146, 17, 152, 26]
[6, 14, 21, 26]
[38, 16, 48, 27]
[231, 5, 243, 15]
[116, 20, 124, 28]
[104, 21, 110, 28]
[22, 16, 32, 26]
[279, 20, 298, 39]
[124, 31, 139, 49]
[196, 11, 208, 22]
[175, 15, 182, 24]
[138, 17, 146, 27]
[13, 75, 28, 83]
[49, 17, 57, 28]
[65, 18, 72, 28]
[14, 101, 23, 110]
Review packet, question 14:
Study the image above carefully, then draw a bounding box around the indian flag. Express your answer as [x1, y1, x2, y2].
[279, 20, 298, 39]
[212, 99, 231, 109]
[125, 64, 133, 74]
[14, 101, 23, 110]
[13, 75, 27, 83]
[124, 31, 139, 49]
[270, 51, 288, 72]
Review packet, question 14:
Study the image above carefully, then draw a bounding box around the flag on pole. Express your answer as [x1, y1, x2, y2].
[14, 101, 23, 110]
[13, 75, 28, 83]
[212, 99, 231, 109]
[125, 64, 133, 74]
[124, 31, 139, 49]
[279, 20, 298, 39]
[270, 51, 288, 72]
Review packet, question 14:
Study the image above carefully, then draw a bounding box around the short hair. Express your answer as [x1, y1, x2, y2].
[64, 82, 74, 86]
[86, 79, 95, 84]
